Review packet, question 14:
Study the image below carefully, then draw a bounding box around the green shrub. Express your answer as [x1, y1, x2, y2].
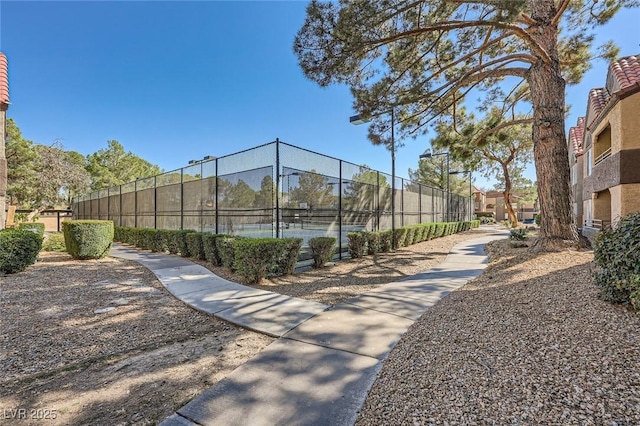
[393, 227, 409, 248]
[202, 234, 226, 266]
[42, 232, 66, 252]
[378, 230, 392, 252]
[63, 220, 114, 260]
[0, 229, 43, 274]
[434, 223, 445, 238]
[147, 229, 167, 252]
[593, 212, 640, 307]
[366, 232, 381, 255]
[233, 238, 302, 283]
[534, 214, 541, 225]
[216, 236, 240, 270]
[272, 238, 302, 276]
[309, 237, 337, 268]
[423, 223, 435, 240]
[18, 222, 45, 238]
[186, 233, 206, 260]
[471, 219, 480, 228]
[509, 228, 528, 241]
[165, 230, 193, 256]
[347, 232, 368, 258]
[403, 227, 416, 247]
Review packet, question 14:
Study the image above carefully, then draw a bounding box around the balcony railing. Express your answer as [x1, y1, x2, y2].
[594, 147, 612, 166]
[585, 218, 612, 230]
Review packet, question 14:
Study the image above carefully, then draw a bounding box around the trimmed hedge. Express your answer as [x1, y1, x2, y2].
[347, 232, 368, 258]
[203, 234, 227, 266]
[18, 222, 45, 238]
[0, 228, 43, 274]
[309, 237, 337, 268]
[186, 232, 207, 260]
[378, 230, 393, 252]
[216, 236, 242, 270]
[233, 238, 302, 283]
[366, 232, 381, 255]
[63, 220, 114, 260]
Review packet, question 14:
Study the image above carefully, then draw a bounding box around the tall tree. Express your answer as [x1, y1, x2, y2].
[294, 0, 637, 249]
[86, 140, 162, 190]
[290, 170, 333, 210]
[430, 109, 534, 225]
[408, 154, 470, 195]
[5, 119, 39, 207]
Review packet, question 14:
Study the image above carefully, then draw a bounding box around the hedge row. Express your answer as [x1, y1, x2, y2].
[113, 227, 302, 284]
[63, 220, 114, 260]
[347, 220, 479, 259]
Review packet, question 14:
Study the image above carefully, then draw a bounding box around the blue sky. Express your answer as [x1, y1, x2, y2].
[1, 1, 639, 190]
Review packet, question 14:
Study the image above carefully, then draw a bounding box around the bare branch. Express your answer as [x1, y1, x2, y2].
[470, 118, 533, 147]
[552, 0, 571, 26]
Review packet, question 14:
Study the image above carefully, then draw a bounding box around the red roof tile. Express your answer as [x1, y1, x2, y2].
[0, 52, 8, 105]
[569, 116, 585, 156]
[608, 54, 640, 93]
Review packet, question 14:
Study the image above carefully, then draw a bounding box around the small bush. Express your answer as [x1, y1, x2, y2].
[534, 214, 541, 226]
[366, 232, 381, 255]
[593, 212, 640, 307]
[42, 232, 66, 252]
[202, 234, 226, 266]
[309, 237, 337, 268]
[186, 232, 206, 260]
[272, 238, 302, 276]
[403, 227, 416, 247]
[434, 223, 445, 238]
[18, 222, 45, 238]
[347, 232, 368, 258]
[393, 227, 408, 248]
[0, 229, 43, 274]
[378, 230, 392, 252]
[233, 238, 302, 283]
[216, 236, 240, 270]
[509, 228, 528, 241]
[165, 230, 193, 256]
[63, 220, 114, 260]
[471, 219, 480, 228]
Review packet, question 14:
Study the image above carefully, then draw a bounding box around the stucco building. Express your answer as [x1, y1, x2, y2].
[576, 54, 640, 241]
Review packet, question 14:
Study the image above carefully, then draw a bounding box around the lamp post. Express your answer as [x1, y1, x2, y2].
[419, 149, 450, 221]
[350, 109, 396, 250]
[449, 170, 472, 221]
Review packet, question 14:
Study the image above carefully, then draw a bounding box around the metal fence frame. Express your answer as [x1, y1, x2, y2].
[73, 139, 472, 255]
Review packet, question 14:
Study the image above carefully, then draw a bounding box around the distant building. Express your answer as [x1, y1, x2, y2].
[568, 117, 585, 228]
[575, 54, 640, 242]
[475, 189, 538, 223]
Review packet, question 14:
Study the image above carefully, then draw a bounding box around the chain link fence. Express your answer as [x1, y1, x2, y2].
[73, 140, 472, 254]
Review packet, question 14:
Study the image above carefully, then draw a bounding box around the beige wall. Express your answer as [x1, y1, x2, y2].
[620, 183, 640, 218]
[621, 91, 640, 151]
[593, 189, 612, 222]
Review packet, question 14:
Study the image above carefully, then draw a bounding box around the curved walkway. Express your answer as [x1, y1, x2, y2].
[110, 227, 508, 426]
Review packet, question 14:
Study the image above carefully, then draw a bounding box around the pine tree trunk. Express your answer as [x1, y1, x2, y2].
[528, 0, 578, 249]
[502, 162, 518, 227]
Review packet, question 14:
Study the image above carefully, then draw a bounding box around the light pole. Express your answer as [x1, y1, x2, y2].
[420, 149, 450, 221]
[450, 170, 471, 221]
[350, 109, 396, 250]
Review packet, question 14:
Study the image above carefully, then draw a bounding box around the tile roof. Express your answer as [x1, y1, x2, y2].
[0, 52, 8, 105]
[569, 117, 585, 156]
[588, 88, 610, 118]
[608, 54, 640, 94]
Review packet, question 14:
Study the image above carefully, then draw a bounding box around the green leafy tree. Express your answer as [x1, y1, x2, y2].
[289, 170, 334, 210]
[409, 155, 470, 196]
[86, 140, 162, 190]
[219, 179, 256, 208]
[254, 175, 274, 208]
[430, 109, 534, 225]
[294, 0, 637, 249]
[6, 119, 39, 207]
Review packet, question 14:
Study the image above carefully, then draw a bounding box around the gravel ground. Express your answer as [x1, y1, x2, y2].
[197, 228, 498, 305]
[0, 252, 272, 425]
[357, 238, 640, 425]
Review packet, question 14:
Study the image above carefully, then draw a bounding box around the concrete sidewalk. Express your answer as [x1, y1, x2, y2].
[111, 228, 508, 426]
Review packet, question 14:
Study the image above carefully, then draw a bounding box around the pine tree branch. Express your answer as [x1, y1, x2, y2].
[470, 118, 533, 147]
[552, 0, 571, 26]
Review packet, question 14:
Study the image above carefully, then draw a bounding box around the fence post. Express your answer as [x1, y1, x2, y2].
[134, 179, 138, 228]
[215, 158, 219, 235]
[180, 168, 184, 230]
[419, 183, 422, 224]
[275, 138, 280, 239]
[154, 176, 157, 229]
[338, 160, 343, 260]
